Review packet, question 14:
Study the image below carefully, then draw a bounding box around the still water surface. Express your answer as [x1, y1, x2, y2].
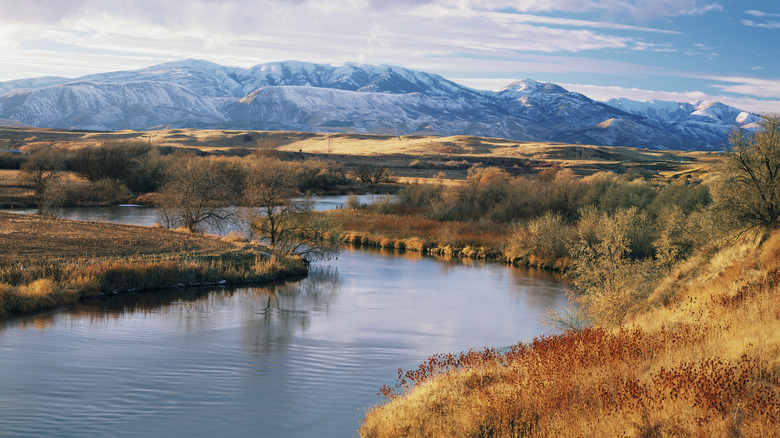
[0, 204, 569, 437]
[4, 194, 386, 230]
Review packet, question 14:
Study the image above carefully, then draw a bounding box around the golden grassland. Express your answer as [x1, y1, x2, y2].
[0, 212, 306, 316]
[360, 232, 780, 437]
[0, 126, 718, 180]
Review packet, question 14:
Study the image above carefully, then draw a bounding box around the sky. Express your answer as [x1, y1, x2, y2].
[0, 0, 779, 113]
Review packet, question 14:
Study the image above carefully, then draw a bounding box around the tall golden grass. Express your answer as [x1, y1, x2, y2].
[0, 252, 306, 316]
[360, 230, 780, 437]
[335, 210, 509, 262]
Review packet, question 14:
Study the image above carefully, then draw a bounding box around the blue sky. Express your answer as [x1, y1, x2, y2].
[0, 0, 778, 113]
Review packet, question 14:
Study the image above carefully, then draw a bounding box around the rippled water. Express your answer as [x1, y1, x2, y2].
[0, 206, 569, 437]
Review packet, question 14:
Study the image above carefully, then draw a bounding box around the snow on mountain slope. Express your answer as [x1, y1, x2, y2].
[0, 81, 228, 130]
[225, 85, 506, 135]
[606, 98, 759, 127]
[604, 97, 760, 147]
[0, 60, 761, 150]
[75, 60, 481, 99]
[0, 76, 71, 97]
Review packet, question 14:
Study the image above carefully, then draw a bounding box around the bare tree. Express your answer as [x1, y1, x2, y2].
[352, 163, 392, 184]
[715, 114, 780, 233]
[245, 158, 340, 260]
[72, 141, 149, 183]
[22, 150, 63, 217]
[157, 157, 238, 233]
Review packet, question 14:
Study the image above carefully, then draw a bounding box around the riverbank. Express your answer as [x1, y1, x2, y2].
[360, 231, 780, 436]
[0, 212, 307, 316]
[333, 209, 568, 269]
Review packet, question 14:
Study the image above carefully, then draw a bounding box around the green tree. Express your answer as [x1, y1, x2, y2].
[715, 114, 780, 233]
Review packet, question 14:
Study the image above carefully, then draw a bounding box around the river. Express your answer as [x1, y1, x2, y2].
[0, 202, 570, 437]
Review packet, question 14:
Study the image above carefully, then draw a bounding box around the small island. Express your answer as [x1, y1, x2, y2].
[0, 211, 307, 316]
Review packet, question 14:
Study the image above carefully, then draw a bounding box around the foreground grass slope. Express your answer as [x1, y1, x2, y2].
[0, 212, 306, 316]
[360, 232, 780, 437]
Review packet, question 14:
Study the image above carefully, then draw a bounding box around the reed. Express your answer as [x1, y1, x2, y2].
[334, 210, 510, 262]
[0, 252, 306, 316]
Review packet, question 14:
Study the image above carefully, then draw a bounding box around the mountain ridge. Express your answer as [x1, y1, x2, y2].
[0, 60, 759, 150]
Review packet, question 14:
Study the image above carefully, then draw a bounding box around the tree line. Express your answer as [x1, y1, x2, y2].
[16, 144, 356, 260]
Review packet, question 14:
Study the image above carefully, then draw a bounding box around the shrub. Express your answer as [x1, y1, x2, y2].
[569, 208, 659, 326]
[345, 194, 361, 210]
[510, 212, 576, 268]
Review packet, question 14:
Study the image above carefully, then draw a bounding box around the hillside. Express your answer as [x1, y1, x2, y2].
[0, 60, 759, 150]
[0, 127, 718, 184]
[360, 227, 780, 437]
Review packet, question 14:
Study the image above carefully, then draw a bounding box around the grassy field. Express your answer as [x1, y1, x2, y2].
[0, 126, 719, 181]
[0, 212, 306, 316]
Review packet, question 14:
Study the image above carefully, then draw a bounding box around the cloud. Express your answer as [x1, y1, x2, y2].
[741, 9, 780, 29]
[442, 0, 723, 21]
[745, 10, 780, 18]
[0, 0, 661, 77]
[705, 76, 780, 99]
[741, 19, 780, 29]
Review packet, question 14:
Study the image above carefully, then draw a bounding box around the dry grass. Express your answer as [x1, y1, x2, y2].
[333, 210, 509, 261]
[360, 230, 780, 437]
[0, 211, 235, 259]
[0, 212, 306, 315]
[0, 127, 715, 181]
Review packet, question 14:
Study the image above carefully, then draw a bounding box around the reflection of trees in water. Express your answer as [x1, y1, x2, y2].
[0, 268, 340, 335]
[241, 266, 342, 357]
[509, 267, 572, 311]
[0, 287, 215, 333]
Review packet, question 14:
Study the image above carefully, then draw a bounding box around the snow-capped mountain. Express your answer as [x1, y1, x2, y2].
[0, 60, 760, 150]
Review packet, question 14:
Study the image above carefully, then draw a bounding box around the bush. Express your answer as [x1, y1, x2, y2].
[0, 152, 25, 169]
[293, 159, 347, 192]
[569, 208, 659, 326]
[345, 194, 361, 210]
[397, 182, 442, 209]
[510, 212, 576, 268]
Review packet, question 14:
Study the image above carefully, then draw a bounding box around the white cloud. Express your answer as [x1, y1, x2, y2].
[741, 19, 780, 29]
[444, 0, 723, 20]
[745, 10, 780, 18]
[705, 76, 780, 99]
[0, 0, 665, 82]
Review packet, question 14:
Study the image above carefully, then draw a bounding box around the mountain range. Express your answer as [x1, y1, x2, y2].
[0, 59, 761, 150]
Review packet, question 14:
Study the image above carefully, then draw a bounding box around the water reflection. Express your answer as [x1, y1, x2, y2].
[0, 241, 569, 437]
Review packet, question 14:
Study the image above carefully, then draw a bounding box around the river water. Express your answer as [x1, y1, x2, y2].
[0, 202, 570, 437]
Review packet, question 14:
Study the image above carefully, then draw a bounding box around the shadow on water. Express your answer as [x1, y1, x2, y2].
[0, 265, 342, 337]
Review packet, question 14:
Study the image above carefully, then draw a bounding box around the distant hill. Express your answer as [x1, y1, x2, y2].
[0, 60, 759, 150]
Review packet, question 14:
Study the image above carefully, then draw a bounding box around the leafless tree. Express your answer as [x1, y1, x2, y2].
[245, 157, 340, 260]
[715, 114, 780, 233]
[157, 157, 238, 233]
[22, 150, 63, 217]
[352, 163, 392, 184]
